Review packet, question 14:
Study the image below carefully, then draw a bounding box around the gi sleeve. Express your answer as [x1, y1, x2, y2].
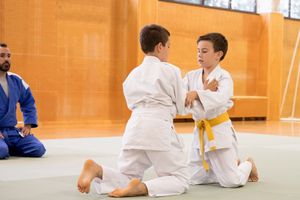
[173, 68, 187, 115]
[19, 83, 38, 128]
[183, 73, 205, 120]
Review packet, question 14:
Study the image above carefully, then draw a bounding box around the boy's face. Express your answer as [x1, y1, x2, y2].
[157, 40, 170, 62]
[197, 40, 222, 69]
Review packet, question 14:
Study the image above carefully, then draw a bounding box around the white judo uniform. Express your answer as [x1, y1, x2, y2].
[93, 56, 189, 197]
[184, 65, 252, 188]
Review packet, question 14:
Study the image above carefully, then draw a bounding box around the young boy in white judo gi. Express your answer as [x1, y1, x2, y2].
[184, 32, 259, 188]
[77, 24, 189, 197]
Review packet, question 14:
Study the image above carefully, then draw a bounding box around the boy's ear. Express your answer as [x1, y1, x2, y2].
[217, 51, 224, 60]
[156, 42, 163, 53]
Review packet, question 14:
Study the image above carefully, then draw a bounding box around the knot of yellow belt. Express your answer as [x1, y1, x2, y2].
[195, 112, 230, 171]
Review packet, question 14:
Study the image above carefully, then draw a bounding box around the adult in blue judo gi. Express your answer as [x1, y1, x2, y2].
[0, 43, 46, 159]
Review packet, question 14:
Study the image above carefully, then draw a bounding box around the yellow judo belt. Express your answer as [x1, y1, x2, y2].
[195, 112, 230, 171]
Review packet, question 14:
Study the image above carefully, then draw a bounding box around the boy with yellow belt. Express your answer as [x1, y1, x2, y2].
[184, 33, 258, 187]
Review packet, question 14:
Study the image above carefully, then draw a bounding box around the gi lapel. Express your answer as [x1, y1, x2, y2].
[207, 65, 222, 82]
[0, 74, 14, 123]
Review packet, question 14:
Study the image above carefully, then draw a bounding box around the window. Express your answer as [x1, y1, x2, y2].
[172, 0, 201, 3]
[291, 0, 300, 19]
[279, 0, 300, 19]
[231, 0, 256, 12]
[204, 0, 229, 9]
[164, 0, 300, 19]
[162, 0, 258, 13]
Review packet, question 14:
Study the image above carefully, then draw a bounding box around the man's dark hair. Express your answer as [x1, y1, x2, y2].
[0, 43, 7, 48]
[197, 33, 228, 61]
[140, 24, 170, 54]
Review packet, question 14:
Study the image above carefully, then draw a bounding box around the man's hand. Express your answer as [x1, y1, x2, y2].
[0, 132, 4, 139]
[20, 124, 32, 137]
[185, 91, 199, 108]
[204, 79, 218, 91]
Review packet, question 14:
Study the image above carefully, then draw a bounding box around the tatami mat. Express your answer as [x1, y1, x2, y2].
[1, 133, 300, 200]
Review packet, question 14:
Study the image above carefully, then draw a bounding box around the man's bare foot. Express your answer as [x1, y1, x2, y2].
[247, 158, 259, 182]
[77, 159, 102, 193]
[108, 178, 148, 197]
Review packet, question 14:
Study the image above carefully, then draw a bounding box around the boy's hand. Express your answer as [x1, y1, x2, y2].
[185, 91, 199, 107]
[20, 124, 32, 137]
[0, 132, 4, 139]
[204, 79, 218, 91]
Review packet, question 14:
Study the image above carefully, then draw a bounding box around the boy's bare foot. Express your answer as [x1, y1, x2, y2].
[108, 178, 148, 197]
[247, 158, 259, 182]
[77, 159, 102, 193]
[237, 159, 241, 166]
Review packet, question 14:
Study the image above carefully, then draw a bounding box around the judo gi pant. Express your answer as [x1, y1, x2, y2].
[92, 135, 189, 197]
[0, 128, 46, 159]
[189, 146, 252, 188]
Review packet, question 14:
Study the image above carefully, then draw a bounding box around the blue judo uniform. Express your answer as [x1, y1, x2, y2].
[0, 72, 46, 159]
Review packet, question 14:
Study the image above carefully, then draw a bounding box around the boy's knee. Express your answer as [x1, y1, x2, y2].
[219, 175, 242, 188]
[177, 175, 190, 193]
[0, 145, 9, 159]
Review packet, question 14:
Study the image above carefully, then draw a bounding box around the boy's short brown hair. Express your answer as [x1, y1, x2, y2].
[0, 43, 8, 48]
[140, 24, 170, 54]
[197, 33, 228, 61]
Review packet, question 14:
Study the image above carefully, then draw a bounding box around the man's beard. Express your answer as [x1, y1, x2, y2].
[0, 61, 10, 72]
